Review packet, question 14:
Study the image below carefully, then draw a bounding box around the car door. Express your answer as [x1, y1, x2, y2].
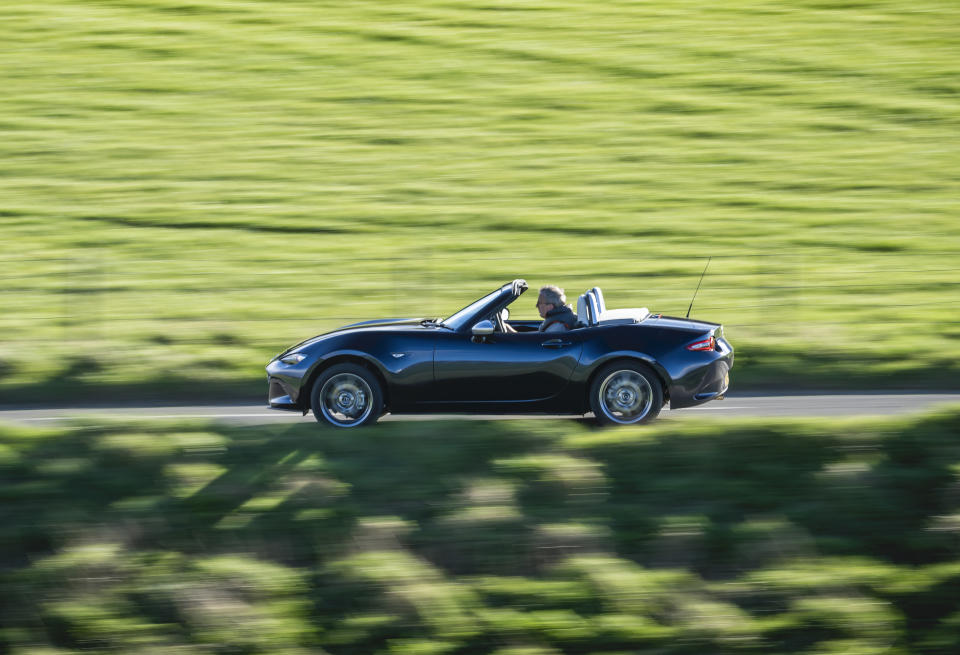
[431, 329, 584, 404]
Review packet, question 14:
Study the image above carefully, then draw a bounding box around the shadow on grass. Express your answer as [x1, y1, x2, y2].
[3, 410, 960, 652]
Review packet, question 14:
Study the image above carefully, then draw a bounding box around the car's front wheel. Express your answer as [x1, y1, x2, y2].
[311, 363, 384, 428]
[590, 362, 663, 426]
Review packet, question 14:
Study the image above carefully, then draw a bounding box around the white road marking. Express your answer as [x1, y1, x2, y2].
[1, 394, 958, 425]
[19, 413, 289, 421]
[682, 405, 755, 410]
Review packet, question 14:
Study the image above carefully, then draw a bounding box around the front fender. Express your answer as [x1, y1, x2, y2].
[304, 338, 435, 411]
[268, 347, 390, 408]
[297, 349, 392, 406]
[309, 348, 391, 379]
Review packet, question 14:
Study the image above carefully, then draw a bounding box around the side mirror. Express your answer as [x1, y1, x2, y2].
[472, 320, 495, 336]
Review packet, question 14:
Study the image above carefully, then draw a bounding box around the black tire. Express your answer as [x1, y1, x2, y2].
[310, 363, 384, 428]
[589, 361, 663, 426]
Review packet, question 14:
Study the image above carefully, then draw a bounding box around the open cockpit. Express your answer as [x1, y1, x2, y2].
[575, 287, 650, 328]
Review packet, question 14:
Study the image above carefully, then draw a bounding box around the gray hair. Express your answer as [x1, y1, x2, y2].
[539, 285, 566, 307]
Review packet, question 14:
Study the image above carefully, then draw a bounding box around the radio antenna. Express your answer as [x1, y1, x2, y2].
[685, 257, 712, 319]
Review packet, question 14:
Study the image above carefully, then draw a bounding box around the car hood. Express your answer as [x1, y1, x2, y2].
[276, 317, 429, 358]
[337, 317, 427, 330]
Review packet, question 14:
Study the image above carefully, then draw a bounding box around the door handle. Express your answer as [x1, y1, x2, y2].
[541, 339, 572, 348]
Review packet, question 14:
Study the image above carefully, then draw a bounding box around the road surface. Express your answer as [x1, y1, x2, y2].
[1, 393, 958, 426]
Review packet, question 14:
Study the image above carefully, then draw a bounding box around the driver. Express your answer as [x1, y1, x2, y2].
[503, 285, 577, 333]
[536, 285, 578, 332]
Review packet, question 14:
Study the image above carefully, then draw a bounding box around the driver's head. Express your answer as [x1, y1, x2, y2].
[537, 285, 566, 318]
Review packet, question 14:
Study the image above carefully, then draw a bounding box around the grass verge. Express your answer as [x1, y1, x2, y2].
[3, 407, 960, 652]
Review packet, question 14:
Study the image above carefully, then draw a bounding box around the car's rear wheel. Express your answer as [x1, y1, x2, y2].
[311, 363, 384, 428]
[590, 362, 662, 426]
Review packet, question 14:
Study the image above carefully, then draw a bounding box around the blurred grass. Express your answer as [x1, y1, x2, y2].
[3, 407, 960, 652]
[1, 0, 959, 400]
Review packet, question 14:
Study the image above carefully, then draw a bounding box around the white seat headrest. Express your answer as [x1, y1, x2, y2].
[586, 292, 601, 326]
[589, 287, 606, 314]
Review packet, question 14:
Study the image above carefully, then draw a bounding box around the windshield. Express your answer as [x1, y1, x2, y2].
[442, 287, 505, 331]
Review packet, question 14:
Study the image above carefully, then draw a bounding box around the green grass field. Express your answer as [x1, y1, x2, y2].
[4, 408, 960, 652]
[2, 0, 959, 401]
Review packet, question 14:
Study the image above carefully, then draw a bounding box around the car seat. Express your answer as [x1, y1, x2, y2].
[576, 294, 590, 328]
[583, 287, 651, 325]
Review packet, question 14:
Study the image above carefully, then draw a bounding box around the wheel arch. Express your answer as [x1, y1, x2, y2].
[301, 353, 390, 411]
[584, 355, 670, 407]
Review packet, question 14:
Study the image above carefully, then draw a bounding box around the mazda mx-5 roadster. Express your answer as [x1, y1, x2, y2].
[266, 279, 733, 427]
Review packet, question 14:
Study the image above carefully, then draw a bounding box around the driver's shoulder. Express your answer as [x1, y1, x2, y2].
[542, 322, 570, 333]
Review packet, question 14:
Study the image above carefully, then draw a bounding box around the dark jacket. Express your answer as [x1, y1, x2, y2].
[540, 305, 578, 332]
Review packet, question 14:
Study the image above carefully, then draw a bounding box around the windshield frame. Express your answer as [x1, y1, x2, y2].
[442, 286, 508, 331]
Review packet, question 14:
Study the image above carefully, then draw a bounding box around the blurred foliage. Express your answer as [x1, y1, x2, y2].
[3, 407, 960, 652]
[1, 0, 960, 400]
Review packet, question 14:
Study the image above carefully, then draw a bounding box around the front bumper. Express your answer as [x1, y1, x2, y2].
[268, 376, 301, 411]
[266, 357, 311, 411]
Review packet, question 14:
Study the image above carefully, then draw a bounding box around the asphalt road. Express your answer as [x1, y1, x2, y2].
[1, 392, 958, 426]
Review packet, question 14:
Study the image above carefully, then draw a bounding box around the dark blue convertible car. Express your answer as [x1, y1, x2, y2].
[267, 280, 733, 427]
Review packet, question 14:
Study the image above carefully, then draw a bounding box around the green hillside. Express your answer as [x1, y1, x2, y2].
[2, 0, 959, 400]
[4, 408, 960, 652]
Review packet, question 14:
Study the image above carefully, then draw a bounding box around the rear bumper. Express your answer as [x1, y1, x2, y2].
[669, 338, 734, 410]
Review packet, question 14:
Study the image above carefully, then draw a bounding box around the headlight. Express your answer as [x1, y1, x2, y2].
[279, 353, 307, 365]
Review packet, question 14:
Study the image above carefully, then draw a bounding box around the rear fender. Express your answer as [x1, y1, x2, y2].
[582, 352, 671, 402]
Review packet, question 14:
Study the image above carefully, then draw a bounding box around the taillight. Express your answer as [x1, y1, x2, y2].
[687, 336, 716, 352]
